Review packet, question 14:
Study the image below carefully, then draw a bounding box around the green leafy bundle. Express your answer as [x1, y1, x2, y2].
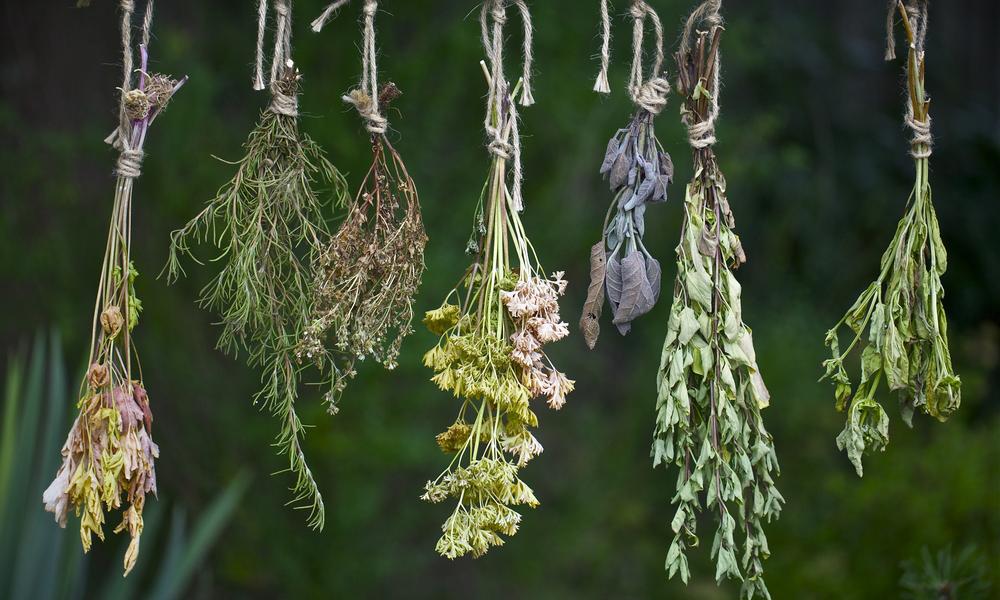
[822, 0, 960, 477]
[45, 1, 185, 575]
[165, 57, 348, 527]
[653, 19, 782, 599]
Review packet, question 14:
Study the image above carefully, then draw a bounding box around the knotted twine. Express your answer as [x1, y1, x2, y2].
[592, 1, 670, 116]
[679, 0, 723, 150]
[480, 0, 535, 212]
[886, 0, 932, 159]
[254, 0, 299, 117]
[312, 0, 387, 135]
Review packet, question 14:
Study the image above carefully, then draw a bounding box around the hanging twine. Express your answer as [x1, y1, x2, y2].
[626, 0, 669, 115]
[593, 0, 611, 93]
[108, 0, 155, 179]
[679, 0, 722, 150]
[480, 0, 536, 212]
[312, 0, 387, 134]
[886, 0, 933, 159]
[252, 0, 299, 116]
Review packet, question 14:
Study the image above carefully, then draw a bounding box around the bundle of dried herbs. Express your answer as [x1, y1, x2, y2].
[44, 0, 186, 575]
[652, 4, 782, 597]
[421, 0, 571, 559]
[165, 0, 348, 529]
[822, 0, 960, 477]
[300, 1, 427, 400]
[581, 0, 674, 349]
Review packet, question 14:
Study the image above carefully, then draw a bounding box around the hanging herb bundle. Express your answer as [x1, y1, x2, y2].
[43, 0, 186, 575]
[652, 3, 782, 597]
[165, 0, 348, 529]
[580, 0, 674, 349]
[299, 0, 427, 395]
[421, 0, 573, 560]
[821, 0, 960, 477]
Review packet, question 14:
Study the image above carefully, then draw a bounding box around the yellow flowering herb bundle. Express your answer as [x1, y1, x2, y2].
[44, 0, 186, 576]
[653, 4, 782, 597]
[421, 0, 572, 560]
[165, 0, 348, 529]
[822, 0, 960, 477]
[300, 2, 427, 404]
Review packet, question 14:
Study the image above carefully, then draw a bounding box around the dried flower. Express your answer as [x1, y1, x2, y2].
[100, 306, 124, 338]
[422, 13, 570, 556]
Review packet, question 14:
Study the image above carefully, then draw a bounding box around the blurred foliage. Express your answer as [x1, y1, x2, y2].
[0, 332, 250, 600]
[0, 0, 997, 597]
[899, 545, 992, 600]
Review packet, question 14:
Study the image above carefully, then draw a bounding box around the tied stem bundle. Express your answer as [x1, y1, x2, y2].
[165, 0, 348, 530]
[421, 0, 572, 560]
[44, 0, 186, 576]
[822, 0, 960, 477]
[301, 1, 427, 399]
[653, 5, 782, 598]
[581, 0, 674, 349]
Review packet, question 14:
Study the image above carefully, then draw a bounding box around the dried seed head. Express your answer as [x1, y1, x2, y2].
[100, 306, 125, 338]
[87, 362, 109, 389]
[123, 89, 150, 121]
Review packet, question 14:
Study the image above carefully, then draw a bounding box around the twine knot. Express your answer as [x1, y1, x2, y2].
[120, 0, 134, 11]
[632, 76, 670, 115]
[630, 3, 646, 20]
[116, 148, 144, 179]
[274, 0, 289, 17]
[343, 89, 386, 134]
[487, 128, 514, 159]
[270, 81, 299, 117]
[686, 117, 717, 149]
[363, 0, 376, 17]
[492, 4, 508, 27]
[905, 111, 932, 159]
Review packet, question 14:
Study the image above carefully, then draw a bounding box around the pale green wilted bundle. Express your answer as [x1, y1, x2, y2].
[45, 0, 185, 575]
[165, 59, 349, 529]
[420, 0, 570, 560]
[822, 0, 960, 477]
[653, 15, 782, 599]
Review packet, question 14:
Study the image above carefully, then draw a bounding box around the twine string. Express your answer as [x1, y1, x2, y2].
[886, 0, 933, 158]
[627, 0, 669, 115]
[679, 0, 722, 149]
[593, 0, 611, 93]
[268, 0, 299, 116]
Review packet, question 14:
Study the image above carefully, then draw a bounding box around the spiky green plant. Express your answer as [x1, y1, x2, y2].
[165, 65, 348, 529]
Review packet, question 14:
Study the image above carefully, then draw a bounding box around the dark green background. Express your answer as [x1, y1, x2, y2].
[1, 0, 997, 597]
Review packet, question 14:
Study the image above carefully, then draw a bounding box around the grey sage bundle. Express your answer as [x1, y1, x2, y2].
[822, 0, 960, 477]
[299, 1, 427, 398]
[652, 3, 782, 597]
[165, 0, 348, 529]
[581, 0, 674, 349]
[421, 0, 573, 560]
[44, 0, 186, 575]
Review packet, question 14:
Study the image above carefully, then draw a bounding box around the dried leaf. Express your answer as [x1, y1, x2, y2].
[612, 251, 656, 333]
[646, 255, 662, 302]
[580, 242, 607, 350]
[606, 252, 623, 308]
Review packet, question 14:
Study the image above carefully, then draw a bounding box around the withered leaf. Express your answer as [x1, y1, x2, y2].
[600, 136, 620, 174]
[612, 250, 656, 333]
[579, 242, 607, 350]
[646, 255, 662, 302]
[606, 252, 624, 308]
[609, 150, 630, 191]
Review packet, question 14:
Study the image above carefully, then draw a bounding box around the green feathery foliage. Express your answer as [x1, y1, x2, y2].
[653, 21, 782, 599]
[165, 66, 348, 530]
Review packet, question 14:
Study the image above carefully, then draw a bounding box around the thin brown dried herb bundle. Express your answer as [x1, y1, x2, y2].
[44, 0, 186, 575]
[165, 0, 348, 529]
[301, 2, 427, 401]
[582, 0, 674, 349]
[822, 0, 960, 477]
[653, 4, 782, 598]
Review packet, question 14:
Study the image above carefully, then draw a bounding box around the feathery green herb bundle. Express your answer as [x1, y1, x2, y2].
[581, 0, 674, 349]
[821, 0, 959, 477]
[44, 1, 185, 575]
[653, 16, 782, 599]
[421, 2, 568, 559]
[165, 17, 349, 526]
